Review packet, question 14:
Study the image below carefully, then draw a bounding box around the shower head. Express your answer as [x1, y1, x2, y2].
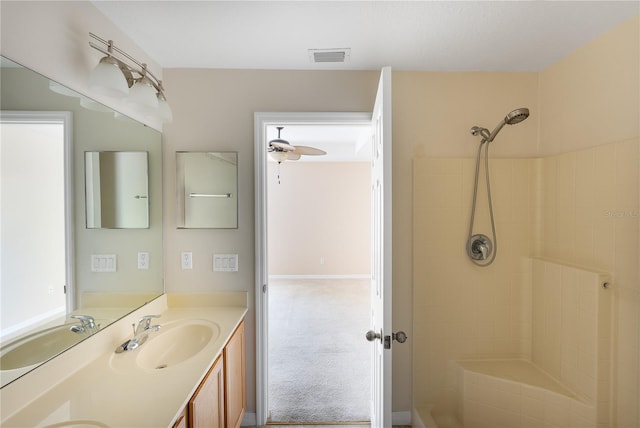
[505, 108, 530, 125]
[476, 107, 530, 143]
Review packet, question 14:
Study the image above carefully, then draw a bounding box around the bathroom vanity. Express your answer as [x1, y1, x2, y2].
[174, 318, 245, 428]
[0, 293, 248, 428]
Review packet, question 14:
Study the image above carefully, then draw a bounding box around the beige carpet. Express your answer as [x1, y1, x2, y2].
[268, 278, 371, 424]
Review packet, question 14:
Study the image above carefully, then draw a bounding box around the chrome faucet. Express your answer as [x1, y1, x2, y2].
[69, 315, 100, 334]
[115, 315, 161, 353]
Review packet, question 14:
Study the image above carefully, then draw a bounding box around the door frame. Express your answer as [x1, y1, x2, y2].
[0, 111, 75, 318]
[254, 111, 372, 425]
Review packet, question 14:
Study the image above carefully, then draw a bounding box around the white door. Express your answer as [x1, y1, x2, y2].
[367, 66, 393, 427]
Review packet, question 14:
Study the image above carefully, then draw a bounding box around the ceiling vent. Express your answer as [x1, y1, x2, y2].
[308, 48, 351, 63]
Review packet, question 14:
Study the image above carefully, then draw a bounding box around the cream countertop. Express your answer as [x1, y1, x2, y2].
[1, 293, 248, 428]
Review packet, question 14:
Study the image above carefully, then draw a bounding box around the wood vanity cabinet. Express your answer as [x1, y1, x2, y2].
[174, 320, 245, 428]
[224, 320, 245, 428]
[189, 355, 225, 427]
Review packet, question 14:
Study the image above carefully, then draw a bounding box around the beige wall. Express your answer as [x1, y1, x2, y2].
[161, 68, 380, 414]
[538, 14, 639, 428]
[267, 161, 371, 276]
[539, 15, 639, 157]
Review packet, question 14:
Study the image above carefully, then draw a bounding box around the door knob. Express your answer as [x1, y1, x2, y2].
[393, 331, 407, 343]
[365, 330, 382, 342]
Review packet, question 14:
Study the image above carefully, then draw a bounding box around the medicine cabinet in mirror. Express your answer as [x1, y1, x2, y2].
[176, 151, 238, 229]
[85, 151, 149, 229]
[0, 56, 164, 388]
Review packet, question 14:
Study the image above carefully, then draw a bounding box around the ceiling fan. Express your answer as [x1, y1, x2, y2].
[267, 126, 327, 163]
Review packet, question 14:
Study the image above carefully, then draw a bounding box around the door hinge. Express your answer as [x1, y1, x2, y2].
[262, 283, 267, 293]
[63, 285, 67, 294]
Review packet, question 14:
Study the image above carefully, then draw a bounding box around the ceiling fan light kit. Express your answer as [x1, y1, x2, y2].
[267, 126, 327, 164]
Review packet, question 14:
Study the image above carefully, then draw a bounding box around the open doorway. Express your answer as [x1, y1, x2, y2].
[267, 132, 371, 423]
[255, 113, 373, 424]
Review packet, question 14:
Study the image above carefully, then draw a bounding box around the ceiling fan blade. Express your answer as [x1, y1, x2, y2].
[287, 152, 301, 161]
[269, 140, 295, 152]
[293, 145, 326, 156]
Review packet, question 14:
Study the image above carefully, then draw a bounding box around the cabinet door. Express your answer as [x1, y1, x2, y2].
[190, 355, 225, 428]
[224, 320, 246, 428]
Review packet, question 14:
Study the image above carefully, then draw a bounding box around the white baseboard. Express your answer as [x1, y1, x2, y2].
[242, 412, 257, 426]
[241, 410, 411, 427]
[268, 274, 371, 280]
[393, 410, 412, 425]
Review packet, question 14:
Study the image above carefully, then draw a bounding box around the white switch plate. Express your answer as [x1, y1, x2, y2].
[138, 252, 150, 270]
[213, 254, 238, 272]
[91, 254, 117, 272]
[181, 252, 193, 270]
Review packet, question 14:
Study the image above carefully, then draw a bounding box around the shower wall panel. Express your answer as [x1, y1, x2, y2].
[412, 156, 537, 408]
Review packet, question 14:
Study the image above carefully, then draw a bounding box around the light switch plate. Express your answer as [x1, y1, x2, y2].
[213, 254, 238, 272]
[91, 254, 117, 272]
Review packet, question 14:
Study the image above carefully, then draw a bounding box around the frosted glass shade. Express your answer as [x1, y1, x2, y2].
[128, 77, 158, 115]
[270, 151, 288, 163]
[89, 57, 129, 98]
[157, 96, 173, 123]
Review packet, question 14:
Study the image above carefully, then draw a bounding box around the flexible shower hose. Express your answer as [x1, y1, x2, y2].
[467, 139, 498, 266]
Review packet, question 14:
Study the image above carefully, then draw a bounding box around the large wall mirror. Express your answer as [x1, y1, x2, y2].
[0, 56, 164, 387]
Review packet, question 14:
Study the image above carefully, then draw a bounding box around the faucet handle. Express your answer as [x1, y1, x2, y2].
[71, 315, 96, 329]
[137, 314, 161, 332]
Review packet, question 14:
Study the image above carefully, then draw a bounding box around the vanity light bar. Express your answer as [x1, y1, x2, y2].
[88, 32, 167, 100]
[189, 193, 233, 198]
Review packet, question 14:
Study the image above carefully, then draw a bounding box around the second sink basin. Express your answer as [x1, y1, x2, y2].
[135, 320, 220, 370]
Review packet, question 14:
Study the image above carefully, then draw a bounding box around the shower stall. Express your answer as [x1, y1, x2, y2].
[403, 14, 639, 428]
[411, 82, 638, 427]
[412, 116, 637, 427]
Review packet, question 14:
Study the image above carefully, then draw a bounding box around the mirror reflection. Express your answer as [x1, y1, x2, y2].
[0, 56, 164, 388]
[176, 152, 238, 229]
[85, 151, 149, 229]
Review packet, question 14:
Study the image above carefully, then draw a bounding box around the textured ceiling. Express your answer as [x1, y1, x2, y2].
[92, 1, 638, 72]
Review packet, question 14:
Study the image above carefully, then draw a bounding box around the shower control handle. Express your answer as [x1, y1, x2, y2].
[467, 234, 492, 261]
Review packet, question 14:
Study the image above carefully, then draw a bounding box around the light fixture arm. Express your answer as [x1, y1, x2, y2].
[89, 32, 167, 101]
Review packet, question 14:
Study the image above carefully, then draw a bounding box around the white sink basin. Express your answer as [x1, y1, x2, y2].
[0, 323, 104, 371]
[110, 319, 220, 372]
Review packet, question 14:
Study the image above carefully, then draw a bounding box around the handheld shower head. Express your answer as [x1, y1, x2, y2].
[505, 108, 529, 125]
[476, 107, 530, 143]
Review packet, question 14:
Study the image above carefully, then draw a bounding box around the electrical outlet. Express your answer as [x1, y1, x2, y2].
[48, 285, 54, 295]
[181, 252, 193, 269]
[138, 252, 149, 269]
